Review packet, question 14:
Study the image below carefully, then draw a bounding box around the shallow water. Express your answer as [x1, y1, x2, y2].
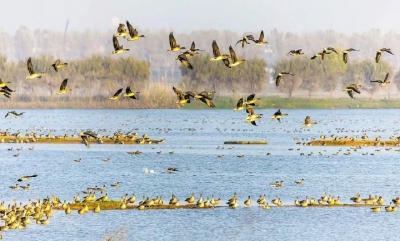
[1, 108, 400, 240]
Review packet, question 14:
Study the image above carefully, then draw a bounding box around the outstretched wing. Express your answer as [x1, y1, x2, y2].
[229, 45, 237, 62]
[259, 30, 264, 42]
[222, 58, 230, 68]
[384, 73, 390, 82]
[126, 86, 132, 94]
[60, 79, 68, 91]
[190, 41, 195, 51]
[81, 135, 90, 148]
[236, 97, 244, 108]
[212, 40, 221, 57]
[343, 53, 348, 64]
[169, 32, 177, 48]
[247, 94, 256, 102]
[113, 36, 121, 50]
[274, 109, 282, 115]
[27, 57, 35, 75]
[275, 75, 281, 86]
[199, 97, 215, 108]
[173, 86, 183, 96]
[305, 116, 311, 125]
[375, 52, 381, 63]
[113, 88, 123, 97]
[126, 21, 136, 37]
[347, 90, 354, 99]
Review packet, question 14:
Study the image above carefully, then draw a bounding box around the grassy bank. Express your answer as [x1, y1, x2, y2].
[2, 96, 400, 109]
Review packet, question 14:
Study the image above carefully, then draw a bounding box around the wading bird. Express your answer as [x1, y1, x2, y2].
[112, 36, 129, 54]
[126, 21, 145, 41]
[275, 72, 295, 86]
[370, 73, 390, 86]
[56, 79, 72, 95]
[26, 57, 44, 80]
[167, 32, 185, 52]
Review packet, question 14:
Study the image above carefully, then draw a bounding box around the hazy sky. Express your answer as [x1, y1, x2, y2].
[2, 0, 399, 34]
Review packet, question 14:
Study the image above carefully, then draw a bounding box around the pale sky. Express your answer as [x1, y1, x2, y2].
[1, 0, 399, 34]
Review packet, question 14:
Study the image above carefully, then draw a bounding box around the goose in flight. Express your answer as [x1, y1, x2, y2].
[342, 48, 359, 64]
[287, 49, 304, 56]
[311, 51, 332, 60]
[210, 40, 230, 61]
[182, 41, 203, 57]
[244, 108, 263, 126]
[109, 88, 123, 100]
[126, 21, 145, 41]
[227, 45, 245, 67]
[343, 84, 361, 99]
[235, 35, 254, 48]
[112, 36, 129, 54]
[113, 23, 129, 38]
[376, 48, 394, 63]
[167, 32, 185, 52]
[323, 47, 338, 54]
[18, 174, 38, 182]
[173, 86, 191, 105]
[80, 131, 101, 148]
[186, 91, 215, 108]
[270, 109, 288, 122]
[123, 87, 140, 99]
[371, 73, 390, 86]
[5, 111, 24, 118]
[275, 72, 295, 86]
[175, 54, 194, 70]
[51, 59, 68, 72]
[56, 79, 72, 95]
[251, 30, 268, 45]
[303, 116, 317, 127]
[26, 57, 44, 80]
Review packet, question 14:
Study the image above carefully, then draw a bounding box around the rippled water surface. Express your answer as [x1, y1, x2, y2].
[1, 109, 400, 241]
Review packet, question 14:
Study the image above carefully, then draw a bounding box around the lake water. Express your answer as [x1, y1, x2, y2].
[1, 108, 400, 241]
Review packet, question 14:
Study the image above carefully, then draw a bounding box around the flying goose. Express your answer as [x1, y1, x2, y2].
[51, 59, 68, 72]
[80, 131, 100, 148]
[182, 41, 204, 57]
[246, 93, 260, 104]
[26, 57, 44, 80]
[251, 30, 268, 45]
[210, 40, 230, 61]
[18, 174, 38, 182]
[227, 45, 245, 67]
[175, 54, 194, 70]
[109, 88, 123, 100]
[287, 49, 304, 56]
[235, 35, 254, 48]
[343, 84, 361, 99]
[123, 86, 140, 99]
[342, 48, 359, 64]
[270, 109, 288, 122]
[275, 72, 295, 86]
[233, 97, 255, 111]
[113, 23, 129, 38]
[376, 48, 394, 63]
[56, 79, 72, 95]
[5, 111, 24, 118]
[323, 47, 338, 54]
[173, 86, 191, 105]
[311, 51, 332, 60]
[186, 91, 215, 108]
[244, 108, 263, 126]
[370, 73, 390, 86]
[126, 21, 145, 41]
[167, 32, 185, 52]
[303, 116, 317, 127]
[112, 36, 129, 54]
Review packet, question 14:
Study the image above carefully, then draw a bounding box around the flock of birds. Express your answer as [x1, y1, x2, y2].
[1, 21, 400, 239]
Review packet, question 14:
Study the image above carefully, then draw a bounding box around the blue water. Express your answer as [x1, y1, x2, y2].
[1, 109, 400, 241]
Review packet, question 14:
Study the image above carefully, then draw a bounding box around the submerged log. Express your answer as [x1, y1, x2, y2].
[224, 140, 267, 145]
